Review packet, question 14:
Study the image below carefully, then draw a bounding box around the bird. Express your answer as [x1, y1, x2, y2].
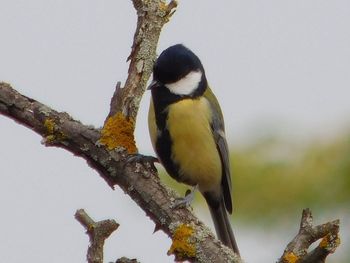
[147, 44, 240, 255]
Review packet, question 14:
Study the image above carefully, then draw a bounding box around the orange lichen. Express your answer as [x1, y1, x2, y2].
[319, 233, 341, 251]
[282, 252, 298, 263]
[100, 112, 137, 153]
[168, 224, 196, 260]
[319, 234, 330, 248]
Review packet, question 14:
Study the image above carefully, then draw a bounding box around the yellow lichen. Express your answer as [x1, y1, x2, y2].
[319, 234, 330, 248]
[168, 224, 196, 260]
[282, 252, 298, 263]
[99, 112, 137, 153]
[43, 118, 65, 143]
[44, 118, 55, 134]
[319, 233, 341, 251]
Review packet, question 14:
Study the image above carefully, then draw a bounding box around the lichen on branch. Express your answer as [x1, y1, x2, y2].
[100, 112, 137, 153]
[278, 209, 340, 263]
[168, 224, 196, 260]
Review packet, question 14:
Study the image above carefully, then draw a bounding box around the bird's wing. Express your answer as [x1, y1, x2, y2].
[204, 87, 233, 213]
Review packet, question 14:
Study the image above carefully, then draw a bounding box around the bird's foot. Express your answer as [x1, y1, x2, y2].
[126, 153, 159, 174]
[127, 153, 158, 164]
[171, 185, 198, 209]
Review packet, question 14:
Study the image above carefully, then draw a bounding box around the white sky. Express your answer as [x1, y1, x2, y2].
[0, 1, 349, 262]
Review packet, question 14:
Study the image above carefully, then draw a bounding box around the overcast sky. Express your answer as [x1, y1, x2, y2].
[1, 1, 349, 262]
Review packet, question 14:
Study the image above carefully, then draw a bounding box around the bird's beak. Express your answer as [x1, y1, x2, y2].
[147, 80, 160, 90]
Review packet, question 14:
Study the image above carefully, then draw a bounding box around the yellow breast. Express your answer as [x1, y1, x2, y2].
[167, 97, 222, 193]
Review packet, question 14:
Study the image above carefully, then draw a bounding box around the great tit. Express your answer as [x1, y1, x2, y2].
[148, 44, 239, 255]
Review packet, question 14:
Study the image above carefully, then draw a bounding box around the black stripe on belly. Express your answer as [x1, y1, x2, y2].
[155, 128, 181, 181]
[151, 86, 182, 181]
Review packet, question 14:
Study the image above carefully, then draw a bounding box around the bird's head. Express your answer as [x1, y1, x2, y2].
[149, 44, 207, 97]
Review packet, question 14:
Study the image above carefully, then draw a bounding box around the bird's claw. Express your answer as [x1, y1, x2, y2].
[125, 153, 159, 173]
[171, 186, 197, 209]
[127, 154, 158, 163]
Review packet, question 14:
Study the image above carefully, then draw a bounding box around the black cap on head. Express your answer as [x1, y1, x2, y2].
[153, 44, 205, 84]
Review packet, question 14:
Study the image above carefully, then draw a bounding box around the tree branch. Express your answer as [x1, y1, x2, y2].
[99, 0, 178, 154]
[75, 209, 119, 263]
[121, 0, 175, 119]
[278, 208, 340, 263]
[4, 0, 241, 261]
[0, 80, 241, 262]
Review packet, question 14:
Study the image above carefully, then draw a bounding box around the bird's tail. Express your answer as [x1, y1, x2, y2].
[206, 197, 240, 256]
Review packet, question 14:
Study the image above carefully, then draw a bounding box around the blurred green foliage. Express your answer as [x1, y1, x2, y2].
[233, 133, 350, 222]
[159, 132, 350, 223]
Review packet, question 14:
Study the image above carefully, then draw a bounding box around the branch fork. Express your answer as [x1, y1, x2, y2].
[279, 208, 340, 263]
[75, 209, 119, 263]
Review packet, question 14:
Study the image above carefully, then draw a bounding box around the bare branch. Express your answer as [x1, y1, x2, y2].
[107, 81, 122, 119]
[117, 0, 178, 120]
[75, 209, 119, 263]
[99, 0, 178, 154]
[278, 208, 340, 263]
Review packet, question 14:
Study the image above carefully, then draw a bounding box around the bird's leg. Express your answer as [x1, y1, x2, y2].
[171, 185, 198, 209]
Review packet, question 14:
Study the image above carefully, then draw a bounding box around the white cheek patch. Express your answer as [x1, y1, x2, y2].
[165, 71, 202, 95]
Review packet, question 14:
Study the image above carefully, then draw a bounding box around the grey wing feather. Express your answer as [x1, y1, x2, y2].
[206, 92, 233, 214]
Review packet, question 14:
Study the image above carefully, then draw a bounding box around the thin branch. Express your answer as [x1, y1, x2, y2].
[99, 0, 178, 154]
[117, 0, 178, 120]
[278, 208, 340, 263]
[75, 209, 119, 263]
[107, 81, 122, 119]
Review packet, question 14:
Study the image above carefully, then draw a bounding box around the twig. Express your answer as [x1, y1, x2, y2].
[75, 209, 119, 263]
[115, 0, 178, 119]
[107, 81, 122, 119]
[278, 208, 340, 263]
[100, 0, 178, 154]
